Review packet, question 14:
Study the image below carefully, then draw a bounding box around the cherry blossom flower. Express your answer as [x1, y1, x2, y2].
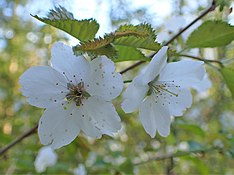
[122, 46, 210, 138]
[20, 42, 123, 149]
[34, 146, 57, 173]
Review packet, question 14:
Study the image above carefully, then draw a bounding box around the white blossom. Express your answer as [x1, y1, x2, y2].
[34, 146, 57, 173]
[73, 164, 87, 175]
[122, 46, 210, 138]
[20, 42, 123, 149]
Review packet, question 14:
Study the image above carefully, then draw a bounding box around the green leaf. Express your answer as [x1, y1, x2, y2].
[32, 6, 99, 41]
[115, 23, 156, 38]
[188, 140, 204, 151]
[221, 67, 234, 97]
[177, 123, 205, 137]
[73, 23, 162, 60]
[73, 35, 115, 52]
[186, 157, 209, 175]
[114, 36, 161, 51]
[73, 44, 117, 60]
[186, 21, 234, 48]
[114, 45, 149, 62]
[114, 23, 162, 51]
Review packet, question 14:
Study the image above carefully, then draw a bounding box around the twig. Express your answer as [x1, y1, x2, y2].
[120, 61, 145, 74]
[179, 54, 224, 67]
[164, 0, 216, 46]
[0, 124, 38, 157]
[119, 0, 217, 75]
[134, 147, 221, 166]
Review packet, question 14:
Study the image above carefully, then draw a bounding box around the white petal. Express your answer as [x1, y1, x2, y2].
[51, 42, 90, 83]
[159, 60, 205, 89]
[136, 46, 168, 85]
[139, 95, 171, 138]
[121, 80, 148, 113]
[192, 74, 212, 92]
[164, 87, 192, 116]
[83, 96, 121, 136]
[19, 66, 68, 108]
[72, 106, 102, 139]
[85, 56, 123, 101]
[38, 103, 80, 149]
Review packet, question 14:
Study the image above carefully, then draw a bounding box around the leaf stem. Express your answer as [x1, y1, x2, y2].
[134, 146, 221, 166]
[119, 0, 217, 75]
[179, 54, 224, 68]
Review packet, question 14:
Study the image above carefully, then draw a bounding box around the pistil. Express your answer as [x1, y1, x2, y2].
[66, 82, 90, 106]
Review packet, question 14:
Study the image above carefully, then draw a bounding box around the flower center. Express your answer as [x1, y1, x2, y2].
[148, 81, 179, 97]
[66, 82, 90, 106]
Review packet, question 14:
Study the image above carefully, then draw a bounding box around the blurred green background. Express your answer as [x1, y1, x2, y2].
[1, 0, 234, 174]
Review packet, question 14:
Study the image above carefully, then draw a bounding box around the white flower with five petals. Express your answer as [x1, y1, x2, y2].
[122, 46, 210, 138]
[20, 42, 123, 149]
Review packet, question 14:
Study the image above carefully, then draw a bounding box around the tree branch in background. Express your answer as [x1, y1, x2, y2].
[164, 0, 216, 46]
[179, 54, 224, 67]
[0, 124, 38, 157]
[134, 147, 222, 166]
[119, 0, 217, 75]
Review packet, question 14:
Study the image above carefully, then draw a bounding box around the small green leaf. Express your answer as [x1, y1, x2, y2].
[73, 44, 117, 60]
[187, 21, 234, 48]
[73, 23, 162, 60]
[114, 36, 161, 51]
[188, 140, 204, 151]
[221, 67, 234, 97]
[32, 7, 99, 41]
[114, 23, 162, 52]
[114, 45, 149, 62]
[115, 23, 156, 38]
[73, 35, 115, 52]
[177, 124, 205, 137]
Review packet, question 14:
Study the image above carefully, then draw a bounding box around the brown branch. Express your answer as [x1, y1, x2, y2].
[179, 54, 224, 67]
[134, 147, 221, 166]
[0, 124, 38, 157]
[119, 0, 217, 75]
[120, 61, 145, 74]
[164, 0, 216, 46]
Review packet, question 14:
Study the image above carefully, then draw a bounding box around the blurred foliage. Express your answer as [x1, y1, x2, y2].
[187, 20, 234, 48]
[1, 0, 234, 175]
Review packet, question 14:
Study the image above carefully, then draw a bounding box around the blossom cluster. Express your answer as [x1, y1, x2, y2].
[20, 42, 210, 149]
